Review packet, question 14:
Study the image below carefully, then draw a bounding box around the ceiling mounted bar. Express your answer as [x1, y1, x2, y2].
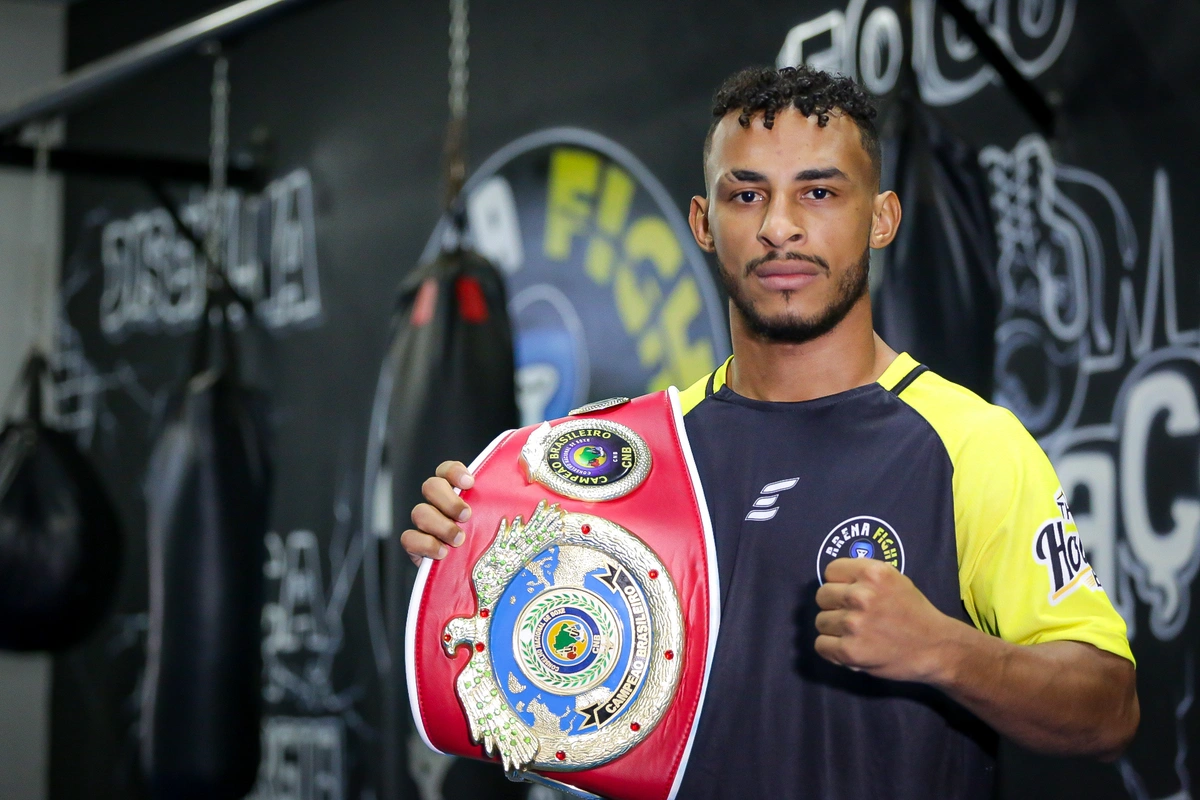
[0, 0, 316, 137]
[0, 143, 262, 189]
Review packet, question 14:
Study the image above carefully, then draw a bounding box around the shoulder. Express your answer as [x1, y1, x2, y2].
[894, 366, 1044, 471]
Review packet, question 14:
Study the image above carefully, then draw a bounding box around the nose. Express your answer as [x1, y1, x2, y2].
[757, 195, 804, 250]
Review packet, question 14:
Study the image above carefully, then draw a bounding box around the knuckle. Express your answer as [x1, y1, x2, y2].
[850, 587, 875, 610]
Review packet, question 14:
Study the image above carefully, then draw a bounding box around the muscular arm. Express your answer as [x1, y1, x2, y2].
[815, 558, 1139, 760]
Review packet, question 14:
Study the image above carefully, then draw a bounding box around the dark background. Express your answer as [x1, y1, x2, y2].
[47, 1, 1200, 798]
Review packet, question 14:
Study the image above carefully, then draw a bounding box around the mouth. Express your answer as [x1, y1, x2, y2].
[751, 260, 825, 292]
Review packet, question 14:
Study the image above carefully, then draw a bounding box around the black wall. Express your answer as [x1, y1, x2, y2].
[48, 2, 1200, 799]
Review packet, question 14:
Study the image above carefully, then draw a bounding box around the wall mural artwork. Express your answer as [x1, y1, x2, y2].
[982, 138, 1195, 798]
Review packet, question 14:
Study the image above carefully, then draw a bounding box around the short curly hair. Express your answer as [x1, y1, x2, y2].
[703, 65, 881, 185]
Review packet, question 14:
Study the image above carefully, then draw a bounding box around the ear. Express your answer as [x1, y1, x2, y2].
[869, 190, 901, 249]
[689, 195, 715, 253]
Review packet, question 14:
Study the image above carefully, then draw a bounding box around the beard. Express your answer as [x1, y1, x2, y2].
[718, 246, 870, 344]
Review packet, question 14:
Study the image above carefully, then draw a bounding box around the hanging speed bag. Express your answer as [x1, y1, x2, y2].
[141, 323, 272, 800]
[0, 416, 123, 652]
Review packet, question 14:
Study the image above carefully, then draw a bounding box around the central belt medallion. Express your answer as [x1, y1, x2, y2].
[441, 502, 683, 773]
[517, 585, 621, 694]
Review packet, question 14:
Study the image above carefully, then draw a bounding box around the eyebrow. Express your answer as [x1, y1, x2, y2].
[795, 167, 849, 181]
[724, 167, 850, 183]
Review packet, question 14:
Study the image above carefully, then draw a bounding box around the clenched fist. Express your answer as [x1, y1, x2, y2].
[814, 558, 961, 684]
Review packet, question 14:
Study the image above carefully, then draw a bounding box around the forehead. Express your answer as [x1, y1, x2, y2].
[706, 107, 871, 181]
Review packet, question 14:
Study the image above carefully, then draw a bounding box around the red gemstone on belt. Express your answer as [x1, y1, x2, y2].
[475, 642, 485, 652]
[630, 722, 641, 732]
[555, 751, 566, 761]
[443, 634, 451, 643]
[480, 608, 489, 618]
[648, 569, 659, 579]
[664, 650, 674, 660]
[581, 524, 591, 534]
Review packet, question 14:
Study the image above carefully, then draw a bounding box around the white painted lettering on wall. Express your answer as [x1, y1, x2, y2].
[98, 168, 322, 338]
[251, 716, 344, 800]
[777, 0, 1075, 105]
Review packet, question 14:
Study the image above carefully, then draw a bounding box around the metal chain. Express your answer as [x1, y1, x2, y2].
[207, 50, 230, 277]
[449, 0, 469, 123]
[28, 126, 53, 358]
[444, 0, 469, 208]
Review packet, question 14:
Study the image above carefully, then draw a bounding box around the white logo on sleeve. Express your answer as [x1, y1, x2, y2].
[745, 478, 799, 522]
[1033, 488, 1102, 604]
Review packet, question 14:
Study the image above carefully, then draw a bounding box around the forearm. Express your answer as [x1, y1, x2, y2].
[928, 622, 1139, 759]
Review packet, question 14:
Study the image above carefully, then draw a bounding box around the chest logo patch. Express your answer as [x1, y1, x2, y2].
[817, 516, 905, 584]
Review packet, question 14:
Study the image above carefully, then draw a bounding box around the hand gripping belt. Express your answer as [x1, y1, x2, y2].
[406, 389, 719, 800]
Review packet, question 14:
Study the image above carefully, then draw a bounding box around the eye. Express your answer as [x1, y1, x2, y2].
[733, 190, 762, 203]
[807, 187, 833, 200]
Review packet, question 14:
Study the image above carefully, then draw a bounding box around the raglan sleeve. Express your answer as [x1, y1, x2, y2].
[953, 406, 1134, 663]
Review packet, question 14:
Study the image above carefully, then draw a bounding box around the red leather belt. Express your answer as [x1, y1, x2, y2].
[406, 389, 719, 800]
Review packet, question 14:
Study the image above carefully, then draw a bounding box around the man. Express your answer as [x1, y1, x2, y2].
[401, 66, 1138, 798]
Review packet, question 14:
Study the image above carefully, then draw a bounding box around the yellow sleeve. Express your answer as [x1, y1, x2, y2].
[899, 372, 1134, 664]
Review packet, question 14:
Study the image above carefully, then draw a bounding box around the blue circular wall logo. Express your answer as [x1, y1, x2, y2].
[421, 128, 731, 424]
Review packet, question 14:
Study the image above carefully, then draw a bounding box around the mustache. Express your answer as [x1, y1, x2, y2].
[744, 250, 830, 277]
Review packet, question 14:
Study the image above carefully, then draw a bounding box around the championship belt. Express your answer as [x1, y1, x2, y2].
[406, 389, 718, 800]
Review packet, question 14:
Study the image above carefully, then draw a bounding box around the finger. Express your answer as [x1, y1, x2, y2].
[400, 528, 448, 561]
[822, 557, 874, 584]
[814, 634, 846, 666]
[411, 502, 465, 546]
[814, 609, 853, 636]
[815, 582, 854, 610]
[436, 460, 475, 491]
[422, 476, 472, 523]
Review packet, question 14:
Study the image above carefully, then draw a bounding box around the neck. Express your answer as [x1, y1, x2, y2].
[727, 296, 898, 402]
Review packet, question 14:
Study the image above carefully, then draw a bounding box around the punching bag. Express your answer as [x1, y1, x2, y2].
[381, 240, 521, 800]
[0, 352, 123, 651]
[141, 296, 272, 800]
[873, 101, 999, 398]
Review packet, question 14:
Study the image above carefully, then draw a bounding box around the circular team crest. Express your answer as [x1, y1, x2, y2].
[441, 502, 683, 772]
[520, 418, 651, 502]
[816, 515, 905, 584]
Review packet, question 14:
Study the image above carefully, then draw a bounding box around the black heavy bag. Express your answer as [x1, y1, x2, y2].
[381, 243, 521, 800]
[873, 101, 999, 398]
[387, 246, 519, 513]
[0, 352, 123, 651]
[141, 299, 272, 800]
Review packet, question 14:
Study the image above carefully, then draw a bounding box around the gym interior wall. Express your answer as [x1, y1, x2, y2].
[20, 1, 1200, 799]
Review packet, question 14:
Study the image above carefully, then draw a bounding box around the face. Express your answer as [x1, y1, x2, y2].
[690, 107, 900, 344]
